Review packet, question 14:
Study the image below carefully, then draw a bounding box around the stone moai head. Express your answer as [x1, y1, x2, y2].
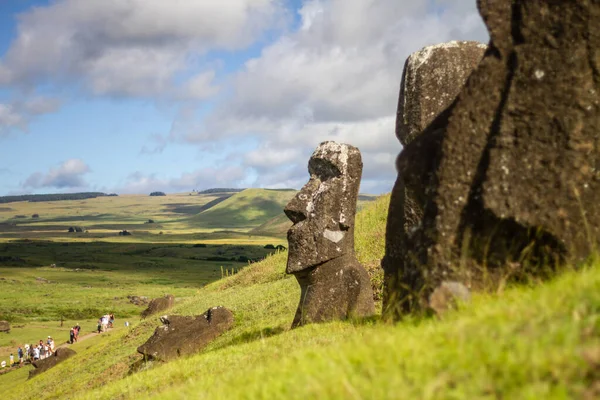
[284, 141, 362, 274]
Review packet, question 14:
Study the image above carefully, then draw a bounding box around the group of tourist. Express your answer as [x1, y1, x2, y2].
[1, 336, 57, 368]
[2, 315, 117, 369]
[97, 313, 115, 333]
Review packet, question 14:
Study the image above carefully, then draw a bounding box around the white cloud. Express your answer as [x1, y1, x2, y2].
[0, 97, 61, 136]
[183, 0, 489, 194]
[219, 0, 487, 124]
[182, 71, 220, 100]
[4, 0, 491, 194]
[1, 0, 284, 98]
[23, 159, 91, 189]
[117, 166, 248, 194]
[245, 146, 302, 170]
[0, 104, 24, 130]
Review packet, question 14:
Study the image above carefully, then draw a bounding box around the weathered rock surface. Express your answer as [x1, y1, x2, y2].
[385, 0, 600, 317]
[0, 320, 9, 333]
[428, 281, 471, 316]
[141, 294, 174, 319]
[137, 306, 234, 362]
[384, 41, 486, 317]
[29, 348, 76, 379]
[285, 141, 375, 327]
[396, 41, 487, 146]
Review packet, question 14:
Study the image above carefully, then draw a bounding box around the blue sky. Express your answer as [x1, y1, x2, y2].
[0, 0, 487, 196]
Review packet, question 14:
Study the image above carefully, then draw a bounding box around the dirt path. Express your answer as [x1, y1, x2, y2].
[57, 329, 113, 349]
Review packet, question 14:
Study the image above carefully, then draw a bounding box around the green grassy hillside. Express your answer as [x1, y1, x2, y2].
[250, 213, 292, 238]
[1, 195, 598, 399]
[191, 189, 297, 230]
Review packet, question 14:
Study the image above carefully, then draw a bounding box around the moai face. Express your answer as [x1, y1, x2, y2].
[284, 141, 362, 274]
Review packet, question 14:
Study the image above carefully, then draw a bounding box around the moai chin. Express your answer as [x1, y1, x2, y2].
[285, 141, 375, 327]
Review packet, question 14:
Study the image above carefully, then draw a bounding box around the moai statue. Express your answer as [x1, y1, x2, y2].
[385, 0, 600, 319]
[383, 41, 486, 319]
[285, 141, 375, 327]
[137, 306, 234, 362]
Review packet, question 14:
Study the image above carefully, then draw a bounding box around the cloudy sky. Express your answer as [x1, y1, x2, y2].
[0, 0, 488, 196]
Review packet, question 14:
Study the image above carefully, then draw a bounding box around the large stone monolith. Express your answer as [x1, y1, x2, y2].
[137, 306, 234, 362]
[285, 141, 375, 327]
[383, 41, 486, 319]
[386, 0, 600, 317]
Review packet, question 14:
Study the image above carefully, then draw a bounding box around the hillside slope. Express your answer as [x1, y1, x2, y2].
[3, 195, 598, 399]
[191, 189, 297, 229]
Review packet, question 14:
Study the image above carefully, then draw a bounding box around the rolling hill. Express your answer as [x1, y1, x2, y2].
[190, 188, 298, 230]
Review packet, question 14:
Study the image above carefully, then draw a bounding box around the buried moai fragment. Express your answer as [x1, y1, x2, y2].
[384, 0, 600, 319]
[285, 141, 375, 327]
[141, 294, 175, 319]
[137, 306, 234, 362]
[29, 348, 77, 379]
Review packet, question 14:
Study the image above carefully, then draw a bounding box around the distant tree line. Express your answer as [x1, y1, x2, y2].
[0, 192, 117, 204]
[149, 192, 166, 196]
[197, 188, 245, 194]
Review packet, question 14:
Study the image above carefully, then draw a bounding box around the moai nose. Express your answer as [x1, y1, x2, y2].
[284, 179, 319, 223]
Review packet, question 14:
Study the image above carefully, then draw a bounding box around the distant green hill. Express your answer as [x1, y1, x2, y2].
[191, 188, 297, 229]
[250, 213, 292, 237]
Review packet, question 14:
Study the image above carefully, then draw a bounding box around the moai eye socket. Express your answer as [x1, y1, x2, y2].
[308, 158, 342, 181]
